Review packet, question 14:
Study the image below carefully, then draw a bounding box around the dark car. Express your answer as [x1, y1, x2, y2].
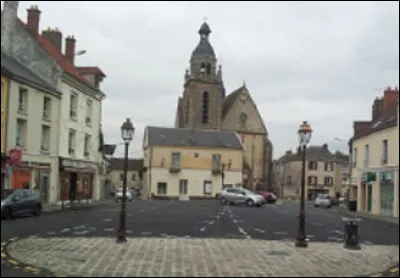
[1, 189, 42, 219]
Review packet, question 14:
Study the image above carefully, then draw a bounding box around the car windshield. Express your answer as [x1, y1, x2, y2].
[244, 189, 256, 195]
[317, 194, 329, 199]
[1, 189, 16, 200]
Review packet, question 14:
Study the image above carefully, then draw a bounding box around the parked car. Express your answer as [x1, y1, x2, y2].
[1, 189, 42, 219]
[114, 188, 133, 202]
[220, 188, 264, 207]
[314, 194, 332, 208]
[258, 191, 277, 204]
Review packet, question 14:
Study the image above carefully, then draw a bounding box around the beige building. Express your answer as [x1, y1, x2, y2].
[2, 51, 61, 204]
[349, 87, 399, 218]
[108, 158, 143, 191]
[276, 145, 348, 199]
[142, 127, 244, 199]
[174, 22, 273, 190]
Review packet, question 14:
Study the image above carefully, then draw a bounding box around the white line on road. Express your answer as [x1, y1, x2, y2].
[275, 231, 289, 235]
[200, 227, 206, 232]
[140, 232, 152, 236]
[238, 226, 251, 239]
[60, 228, 71, 233]
[102, 218, 112, 222]
[327, 236, 343, 241]
[307, 235, 314, 239]
[126, 230, 133, 234]
[73, 230, 90, 235]
[208, 220, 215, 225]
[73, 225, 86, 230]
[104, 228, 114, 232]
[254, 228, 265, 233]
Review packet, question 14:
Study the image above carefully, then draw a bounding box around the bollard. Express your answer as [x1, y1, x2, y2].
[342, 217, 362, 250]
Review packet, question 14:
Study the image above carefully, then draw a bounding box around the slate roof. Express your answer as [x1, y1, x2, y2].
[109, 158, 143, 171]
[278, 144, 336, 163]
[191, 22, 215, 58]
[146, 126, 244, 150]
[102, 144, 117, 156]
[222, 85, 243, 118]
[1, 51, 59, 95]
[352, 99, 398, 141]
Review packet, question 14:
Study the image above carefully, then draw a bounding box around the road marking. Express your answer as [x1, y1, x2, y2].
[73, 230, 90, 235]
[103, 218, 112, 222]
[327, 236, 342, 241]
[9, 237, 18, 242]
[24, 266, 41, 272]
[208, 220, 215, 225]
[275, 231, 289, 235]
[361, 240, 374, 246]
[46, 232, 56, 236]
[200, 227, 206, 232]
[332, 229, 344, 235]
[126, 230, 133, 234]
[104, 228, 114, 232]
[60, 228, 71, 233]
[307, 235, 314, 239]
[73, 225, 86, 230]
[254, 228, 265, 233]
[390, 267, 399, 273]
[8, 259, 19, 265]
[140, 232, 152, 236]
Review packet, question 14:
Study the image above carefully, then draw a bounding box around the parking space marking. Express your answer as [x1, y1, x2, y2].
[275, 231, 289, 235]
[60, 228, 71, 233]
[72, 230, 90, 235]
[254, 228, 265, 233]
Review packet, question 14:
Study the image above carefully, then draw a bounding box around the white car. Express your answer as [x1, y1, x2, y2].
[115, 188, 133, 202]
[220, 188, 265, 207]
[314, 194, 332, 208]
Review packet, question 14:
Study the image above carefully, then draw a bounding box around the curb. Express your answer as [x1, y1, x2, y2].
[1, 236, 398, 277]
[335, 207, 399, 226]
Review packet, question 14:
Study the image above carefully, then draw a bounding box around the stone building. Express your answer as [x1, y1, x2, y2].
[174, 22, 273, 190]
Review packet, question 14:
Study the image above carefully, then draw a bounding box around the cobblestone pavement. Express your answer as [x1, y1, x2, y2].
[6, 237, 399, 277]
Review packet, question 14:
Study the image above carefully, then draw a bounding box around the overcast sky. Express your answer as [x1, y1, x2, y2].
[4, 1, 399, 158]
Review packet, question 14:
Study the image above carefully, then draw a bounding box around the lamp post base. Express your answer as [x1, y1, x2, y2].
[116, 235, 127, 244]
[295, 239, 308, 248]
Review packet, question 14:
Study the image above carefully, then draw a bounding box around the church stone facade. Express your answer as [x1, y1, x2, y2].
[174, 22, 273, 190]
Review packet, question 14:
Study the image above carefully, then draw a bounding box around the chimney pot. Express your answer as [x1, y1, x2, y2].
[42, 28, 63, 52]
[27, 5, 41, 34]
[65, 36, 76, 64]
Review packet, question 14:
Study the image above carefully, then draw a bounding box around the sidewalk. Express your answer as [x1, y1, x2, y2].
[335, 205, 399, 226]
[6, 237, 399, 277]
[42, 199, 113, 214]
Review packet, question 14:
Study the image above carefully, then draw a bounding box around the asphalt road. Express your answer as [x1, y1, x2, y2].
[1, 200, 399, 277]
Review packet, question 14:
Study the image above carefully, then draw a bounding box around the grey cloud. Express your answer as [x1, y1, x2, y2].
[8, 1, 399, 158]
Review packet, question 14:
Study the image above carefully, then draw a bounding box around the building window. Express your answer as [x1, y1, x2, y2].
[68, 129, 76, 155]
[382, 139, 388, 165]
[353, 148, 357, 168]
[84, 134, 91, 158]
[157, 183, 167, 195]
[16, 119, 27, 148]
[41, 125, 51, 154]
[69, 93, 78, 120]
[308, 161, 318, 170]
[42, 96, 52, 121]
[307, 176, 318, 185]
[212, 154, 221, 170]
[18, 87, 28, 114]
[324, 176, 334, 186]
[206, 63, 211, 75]
[179, 179, 188, 195]
[324, 162, 334, 172]
[132, 173, 136, 181]
[364, 144, 369, 167]
[171, 152, 181, 169]
[203, 180, 212, 195]
[86, 99, 93, 127]
[200, 62, 206, 73]
[202, 91, 209, 124]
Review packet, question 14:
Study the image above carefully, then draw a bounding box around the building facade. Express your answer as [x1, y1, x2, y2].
[1, 74, 10, 193]
[2, 51, 61, 204]
[349, 87, 399, 218]
[108, 158, 143, 192]
[277, 144, 346, 199]
[174, 22, 273, 190]
[142, 127, 244, 199]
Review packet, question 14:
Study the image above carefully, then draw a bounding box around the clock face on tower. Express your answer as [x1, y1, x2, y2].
[239, 93, 248, 102]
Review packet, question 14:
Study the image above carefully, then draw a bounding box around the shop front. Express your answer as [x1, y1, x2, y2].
[380, 170, 395, 217]
[1, 154, 9, 195]
[59, 157, 97, 203]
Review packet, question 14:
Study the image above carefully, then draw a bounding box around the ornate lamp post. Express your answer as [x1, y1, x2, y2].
[117, 118, 135, 243]
[295, 121, 312, 248]
[221, 163, 226, 190]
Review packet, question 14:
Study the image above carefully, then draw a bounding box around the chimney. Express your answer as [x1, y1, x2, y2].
[353, 121, 370, 136]
[27, 5, 41, 34]
[322, 143, 328, 150]
[65, 36, 76, 64]
[372, 97, 384, 120]
[1, 1, 19, 55]
[42, 28, 62, 52]
[383, 86, 399, 110]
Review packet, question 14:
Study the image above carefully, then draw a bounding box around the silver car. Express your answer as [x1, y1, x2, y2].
[220, 188, 264, 207]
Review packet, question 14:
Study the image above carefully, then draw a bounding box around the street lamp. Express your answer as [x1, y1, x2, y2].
[117, 118, 135, 243]
[295, 121, 312, 248]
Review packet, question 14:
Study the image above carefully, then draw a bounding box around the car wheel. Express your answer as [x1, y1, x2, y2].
[220, 198, 228, 205]
[246, 199, 254, 207]
[33, 204, 42, 216]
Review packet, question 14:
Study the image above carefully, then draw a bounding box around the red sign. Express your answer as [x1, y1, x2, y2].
[9, 149, 23, 167]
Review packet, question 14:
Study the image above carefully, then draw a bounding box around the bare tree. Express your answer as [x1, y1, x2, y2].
[272, 160, 302, 199]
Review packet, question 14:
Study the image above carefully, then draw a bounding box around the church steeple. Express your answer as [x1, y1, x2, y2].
[189, 21, 217, 80]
